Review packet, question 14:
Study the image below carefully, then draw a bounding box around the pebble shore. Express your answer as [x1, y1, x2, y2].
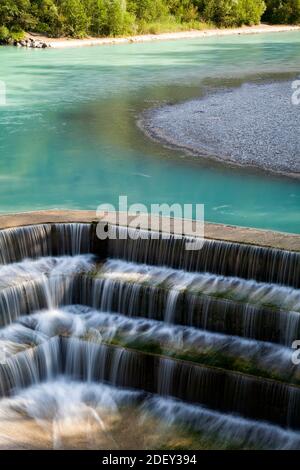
[140, 81, 300, 179]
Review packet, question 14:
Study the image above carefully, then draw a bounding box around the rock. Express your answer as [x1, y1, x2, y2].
[13, 38, 49, 49]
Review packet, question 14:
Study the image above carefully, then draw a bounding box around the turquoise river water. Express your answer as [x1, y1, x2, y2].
[0, 31, 299, 233]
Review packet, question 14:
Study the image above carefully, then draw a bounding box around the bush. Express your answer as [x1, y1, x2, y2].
[106, 0, 134, 35]
[9, 29, 26, 41]
[30, 0, 62, 36]
[0, 25, 9, 42]
[235, 0, 266, 26]
[202, 0, 266, 27]
[59, 0, 89, 37]
[87, 0, 136, 37]
[0, 0, 35, 30]
[263, 0, 300, 24]
[169, 0, 200, 22]
[86, 0, 109, 36]
[128, 0, 169, 22]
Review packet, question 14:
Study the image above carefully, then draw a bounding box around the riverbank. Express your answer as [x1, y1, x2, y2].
[25, 24, 300, 49]
[139, 80, 300, 180]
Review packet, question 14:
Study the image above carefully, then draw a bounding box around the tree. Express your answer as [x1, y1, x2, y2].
[202, 0, 238, 26]
[85, 0, 108, 36]
[0, 24, 9, 41]
[127, 0, 168, 22]
[106, 0, 135, 36]
[263, 0, 300, 23]
[0, 0, 35, 31]
[168, 0, 199, 22]
[235, 0, 266, 26]
[59, 0, 89, 37]
[30, 0, 62, 35]
[201, 0, 266, 26]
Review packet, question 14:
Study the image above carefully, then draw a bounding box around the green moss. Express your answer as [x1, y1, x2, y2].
[157, 427, 261, 450]
[100, 332, 298, 386]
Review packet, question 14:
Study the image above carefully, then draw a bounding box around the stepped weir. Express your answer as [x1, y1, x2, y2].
[0, 211, 300, 449]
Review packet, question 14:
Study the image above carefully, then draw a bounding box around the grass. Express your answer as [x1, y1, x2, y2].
[135, 20, 212, 35]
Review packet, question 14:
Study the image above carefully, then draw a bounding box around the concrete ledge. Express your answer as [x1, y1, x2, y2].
[0, 210, 299, 252]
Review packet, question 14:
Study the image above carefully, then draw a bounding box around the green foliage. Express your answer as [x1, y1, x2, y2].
[0, 0, 36, 30]
[235, 0, 267, 26]
[30, 0, 61, 36]
[0, 0, 297, 42]
[201, 0, 266, 27]
[127, 0, 169, 22]
[9, 29, 26, 40]
[0, 24, 9, 41]
[202, 0, 238, 26]
[138, 18, 209, 34]
[263, 0, 300, 24]
[59, 0, 89, 37]
[106, 0, 135, 36]
[85, 0, 108, 35]
[168, 0, 199, 22]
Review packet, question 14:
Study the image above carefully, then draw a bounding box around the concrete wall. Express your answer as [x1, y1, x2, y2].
[0, 210, 299, 251]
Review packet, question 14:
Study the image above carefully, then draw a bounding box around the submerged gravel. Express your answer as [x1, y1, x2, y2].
[141, 81, 300, 178]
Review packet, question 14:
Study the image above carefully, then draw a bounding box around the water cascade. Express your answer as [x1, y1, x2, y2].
[0, 222, 300, 449]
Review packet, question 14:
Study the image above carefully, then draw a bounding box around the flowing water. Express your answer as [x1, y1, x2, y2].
[1, 32, 300, 232]
[0, 223, 300, 449]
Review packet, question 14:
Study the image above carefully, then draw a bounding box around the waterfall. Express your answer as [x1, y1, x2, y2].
[2, 337, 300, 429]
[2, 379, 300, 450]
[0, 225, 52, 264]
[0, 255, 96, 326]
[1, 263, 299, 345]
[0, 304, 297, 385]
[1, 223, 299, 287]
[107, 226, 300, 288]
[143, 396, 300, 450]
[0, 337, 61, 396]
[0, 221, 299, 449]
[0, 224, 94, 264]
[80, 274, 300, 346]
[157, 358, 176, 397]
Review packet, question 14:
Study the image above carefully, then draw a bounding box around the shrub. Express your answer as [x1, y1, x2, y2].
[201, 0, 266, 27]
[86, 0, 109, 36]
[127, 0, 169, 22]
[263, 0, 300, 24]
[0, 25, 9, 42]
[59, 0, 89, 37]
[30, 0, 62, 36]
[9, 29, 26, 41]
[235, 0, 266, 26]
[169, 0, 200, 22]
